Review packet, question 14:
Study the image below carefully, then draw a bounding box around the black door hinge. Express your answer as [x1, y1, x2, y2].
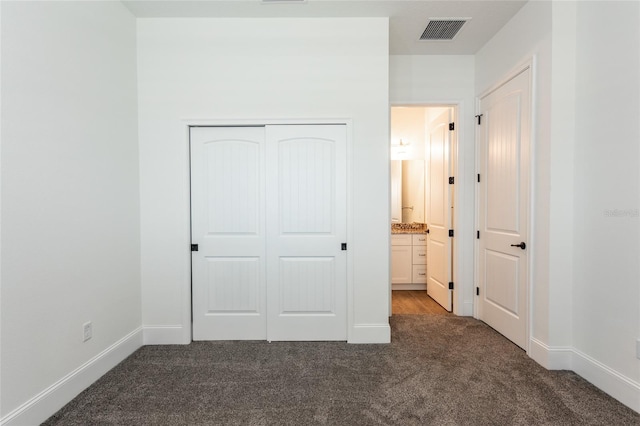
[449, 177, 455, 184]
[448, 282, 454, 290]
[341, 243, 347, 251]
[449, 229, 454, 237]
[477, 230, 480, 239]
[449, 122, 455, 131]
[191, 244, 199, 252]
[475, 114, 483, 125]
[476, 287, 480, 296]
[477, 174, 481, 183]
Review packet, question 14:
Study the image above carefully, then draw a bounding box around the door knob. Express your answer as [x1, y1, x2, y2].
[510, 242, 526, 250]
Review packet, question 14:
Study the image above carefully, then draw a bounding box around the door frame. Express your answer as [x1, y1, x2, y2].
[474, 57, 535, 354]
[389, 102, 465, 316]
[182, 118, 354, 342]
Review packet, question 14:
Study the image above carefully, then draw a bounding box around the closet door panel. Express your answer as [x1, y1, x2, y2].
[266, 124, 348, 341]
[191, 126, 267, 340]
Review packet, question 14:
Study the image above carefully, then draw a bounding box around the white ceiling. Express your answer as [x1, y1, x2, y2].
[122, 0, 528, 55]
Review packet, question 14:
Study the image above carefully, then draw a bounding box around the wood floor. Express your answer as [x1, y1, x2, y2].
[392, 290, 450, 315]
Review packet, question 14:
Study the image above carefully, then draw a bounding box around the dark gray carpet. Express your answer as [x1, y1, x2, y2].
[44, 315, 640, 425]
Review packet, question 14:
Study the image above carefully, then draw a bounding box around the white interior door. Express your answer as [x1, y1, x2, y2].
[477, 67, 531, 349]
[265, 125, 347, 341]
[191, 126, 267, 340]
[426, 110, 453, 311]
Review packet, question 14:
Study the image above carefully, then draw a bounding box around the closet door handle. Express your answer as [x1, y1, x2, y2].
[510, 242, 526, 250]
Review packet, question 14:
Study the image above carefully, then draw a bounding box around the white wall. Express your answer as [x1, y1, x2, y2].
[389, 55, 475, 315]
[571, 0, 640, 411]
[390, 107, 427, 160]
[137, 18, 390, 344]
[0, 2, 141, 424]
[476, 0, 640, 411]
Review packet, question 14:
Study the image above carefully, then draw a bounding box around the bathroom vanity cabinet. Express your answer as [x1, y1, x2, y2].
[391, 233, 428, 289]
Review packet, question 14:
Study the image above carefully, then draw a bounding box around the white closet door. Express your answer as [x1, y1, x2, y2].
[191, 126, 267, 340]
[265, 125, 348, 341]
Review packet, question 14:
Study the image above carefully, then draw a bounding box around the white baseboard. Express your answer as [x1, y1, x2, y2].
[0, 327, 143, 426]
[349, 323, 391, 343]
[529, 337, 573, 370]
[572, 348, 640, 413]
[392, 283, 427, 290]
[143, 325, 190, 344]
[528, 338, 639, 413]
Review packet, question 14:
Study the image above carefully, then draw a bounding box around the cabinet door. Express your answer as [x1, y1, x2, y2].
[391, 245, 412, 283]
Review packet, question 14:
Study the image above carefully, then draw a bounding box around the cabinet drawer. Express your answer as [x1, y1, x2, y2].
[391, 234, 412, 246]
[412, 265, 427, 284]
[412, 234, 428, 246]
[413, 246, 427, 264]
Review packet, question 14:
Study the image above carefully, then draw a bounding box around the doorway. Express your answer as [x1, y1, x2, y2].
[390, 105, 457, 314]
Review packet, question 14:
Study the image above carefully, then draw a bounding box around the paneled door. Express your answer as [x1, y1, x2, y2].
[265, 125, 347, 341]
[477, 67, 531, 349]
[191, 124, 347, 341]
[427, 110, 453, 312]
[190, 126, 267, 340]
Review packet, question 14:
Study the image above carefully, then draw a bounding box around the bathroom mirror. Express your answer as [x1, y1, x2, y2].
[391, 160, 425, 224]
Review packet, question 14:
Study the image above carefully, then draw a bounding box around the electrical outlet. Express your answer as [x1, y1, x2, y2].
[636, 339, 640, 360]
[83, 321, 92, 342]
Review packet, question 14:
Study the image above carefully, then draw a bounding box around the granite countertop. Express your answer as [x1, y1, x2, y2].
[391, 223, 428, 234]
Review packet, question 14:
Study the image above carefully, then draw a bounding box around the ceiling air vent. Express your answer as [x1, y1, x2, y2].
[420, 19, 468, 41]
